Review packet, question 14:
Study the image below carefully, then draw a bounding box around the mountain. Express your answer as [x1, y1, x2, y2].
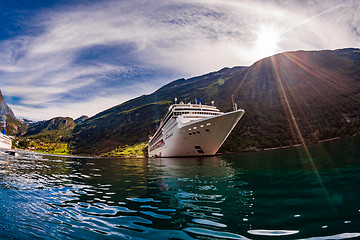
[25, 117, 76, 142]
[0, 90, 27, 135]
[0, 90, 16, 119]
[71, 48, 360, 155]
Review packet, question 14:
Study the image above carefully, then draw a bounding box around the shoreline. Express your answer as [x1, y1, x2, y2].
[8, 136, 350, 158]
[7, 148, 93, 159]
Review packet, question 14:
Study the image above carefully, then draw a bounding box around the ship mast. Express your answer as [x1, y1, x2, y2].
[231, 95, 238, 111]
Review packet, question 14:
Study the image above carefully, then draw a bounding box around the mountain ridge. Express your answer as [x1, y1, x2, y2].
[24, 117, 76, 142]
[71, 48, 360, 155]
[4, 48, 360, 155]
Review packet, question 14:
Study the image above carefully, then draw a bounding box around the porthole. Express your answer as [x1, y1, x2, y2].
[200, 125, 204, 128]
[206, 123, 211, 126]
[205, 129, 210, 132]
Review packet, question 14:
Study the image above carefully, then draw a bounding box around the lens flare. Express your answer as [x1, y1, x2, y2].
[269, 56, 337, 216]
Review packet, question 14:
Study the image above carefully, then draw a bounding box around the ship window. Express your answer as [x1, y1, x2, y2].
[200, 125, 204, 128]
[207, 123, 211, 126]
[193, 132, 196, 135]
[205, 129, 210, 132]
[197, 131, 200, 134]
[193, 127, 197, 129]
[189, 128, 192, 131]
[189, 133, 192, 135]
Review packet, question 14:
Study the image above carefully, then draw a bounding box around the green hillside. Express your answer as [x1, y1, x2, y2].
[5, 115, 28, 136]
[25, 117, 76, 142]
[71, 48, 360, 155]
[14, 117, 75, 154]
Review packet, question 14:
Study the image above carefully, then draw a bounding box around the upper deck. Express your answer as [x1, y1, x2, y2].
[170, 103, 220, 112]
[149, 103, 223, 146]
[162, 103, 222, 125]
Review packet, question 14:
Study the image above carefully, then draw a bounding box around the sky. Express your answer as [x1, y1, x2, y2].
[0, 0, 359, 120]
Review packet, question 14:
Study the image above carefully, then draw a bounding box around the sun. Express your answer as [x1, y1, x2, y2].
[254, 26, 281, 59]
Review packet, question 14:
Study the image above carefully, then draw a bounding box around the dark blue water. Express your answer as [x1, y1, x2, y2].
[1, 137, 360, 239]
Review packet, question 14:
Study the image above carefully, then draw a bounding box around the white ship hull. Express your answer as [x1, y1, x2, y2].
[149, 106, 244, 157]
[0, 133, 12, 149]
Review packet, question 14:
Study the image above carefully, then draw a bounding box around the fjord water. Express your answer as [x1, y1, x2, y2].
[1, 137, 360, 240]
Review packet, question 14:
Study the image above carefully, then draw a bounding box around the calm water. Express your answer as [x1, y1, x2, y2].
[1, 137, 360, 240]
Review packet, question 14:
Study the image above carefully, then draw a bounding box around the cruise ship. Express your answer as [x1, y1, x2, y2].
[148, 100, 245, 157]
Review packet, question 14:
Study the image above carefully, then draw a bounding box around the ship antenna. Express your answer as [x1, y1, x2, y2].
[174, 97, 177, 104]
[231, 95, 238, 111]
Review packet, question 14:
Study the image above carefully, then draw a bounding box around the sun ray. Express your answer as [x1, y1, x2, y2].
[270, 56, 337, 216]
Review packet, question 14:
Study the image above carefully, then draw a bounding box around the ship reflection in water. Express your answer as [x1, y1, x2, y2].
[1, 136, 360, 239]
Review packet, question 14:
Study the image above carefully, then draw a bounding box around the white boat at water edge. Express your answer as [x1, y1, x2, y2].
[148, 99, 245, 157]
[0, 114, 12, 150]
[0, 132, 12, 150]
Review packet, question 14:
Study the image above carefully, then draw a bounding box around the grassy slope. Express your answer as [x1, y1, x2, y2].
[101, 142, 148, 157]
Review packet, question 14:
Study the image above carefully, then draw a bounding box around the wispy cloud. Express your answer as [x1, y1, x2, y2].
[1, 0, 359, 120]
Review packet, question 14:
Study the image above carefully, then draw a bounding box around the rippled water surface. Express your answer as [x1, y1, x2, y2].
[1, 137, 360, 239]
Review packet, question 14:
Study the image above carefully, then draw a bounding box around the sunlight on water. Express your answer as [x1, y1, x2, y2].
[247, 229, 299, 236]
[1, 136, 360, 239]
